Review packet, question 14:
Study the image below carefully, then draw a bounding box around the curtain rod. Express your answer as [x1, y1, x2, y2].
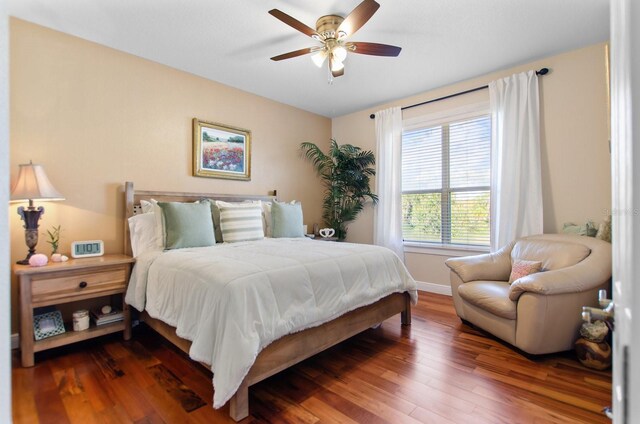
[369, 67, 549, 119]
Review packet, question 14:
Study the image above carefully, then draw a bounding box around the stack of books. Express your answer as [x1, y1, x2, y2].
[91, 308, 124, 326]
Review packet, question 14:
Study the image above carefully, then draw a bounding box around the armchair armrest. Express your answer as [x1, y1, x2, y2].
[445, 242, 513, 283]
[509, 243, 612, 301]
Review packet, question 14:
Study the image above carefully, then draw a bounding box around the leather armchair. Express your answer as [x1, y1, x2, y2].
[445, 234, 611, 355]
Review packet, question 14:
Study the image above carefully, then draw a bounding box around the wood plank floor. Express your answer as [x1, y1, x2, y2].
[12, 293, 612, 423]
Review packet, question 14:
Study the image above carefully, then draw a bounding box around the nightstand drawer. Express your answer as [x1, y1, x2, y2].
[31, 266, 128, 306]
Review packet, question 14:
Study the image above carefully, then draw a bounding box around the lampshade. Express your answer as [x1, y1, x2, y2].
[331, 59, 345, 72]
[10, 162, 65, 202]
[332, 46, 348, 63]
[311, 50, 328, 68]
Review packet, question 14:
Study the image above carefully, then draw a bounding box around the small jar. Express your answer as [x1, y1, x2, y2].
[72, 310, 90, 331]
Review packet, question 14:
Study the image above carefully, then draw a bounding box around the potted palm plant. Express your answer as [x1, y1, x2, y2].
[300, 139, 378, 240]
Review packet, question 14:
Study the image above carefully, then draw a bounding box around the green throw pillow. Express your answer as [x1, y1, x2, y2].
[158, 201, 215, 249]
[271, 201, 304, 238]
[562, 221, 597, 237]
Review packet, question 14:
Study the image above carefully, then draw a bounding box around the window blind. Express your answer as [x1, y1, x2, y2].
[402, 114, 491, 247]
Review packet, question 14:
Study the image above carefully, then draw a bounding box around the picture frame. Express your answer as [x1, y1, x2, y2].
[33, 310, 65, 340]
[193, 118, 251, 180]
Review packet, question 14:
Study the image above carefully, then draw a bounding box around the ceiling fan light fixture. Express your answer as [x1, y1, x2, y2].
[332, 46, 348, 63]
[269, 0, 400, 79]
[330, 58, 345, 72]
[311, 50, 328, 67]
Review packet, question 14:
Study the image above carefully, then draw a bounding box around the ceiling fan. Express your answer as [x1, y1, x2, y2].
[269, 0, 401, 79]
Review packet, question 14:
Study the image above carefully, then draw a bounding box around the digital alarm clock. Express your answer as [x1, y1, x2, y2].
[70, 240, 105, 258]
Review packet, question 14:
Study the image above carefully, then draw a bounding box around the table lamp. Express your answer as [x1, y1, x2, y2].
[10, 161, 65, 264]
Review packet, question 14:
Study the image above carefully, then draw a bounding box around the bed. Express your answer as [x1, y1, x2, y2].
[123, 181, 417, 421]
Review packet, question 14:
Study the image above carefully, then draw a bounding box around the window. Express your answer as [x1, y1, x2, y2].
[402, 107, 491, 248]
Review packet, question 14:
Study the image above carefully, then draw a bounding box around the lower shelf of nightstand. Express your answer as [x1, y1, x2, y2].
[33, 321, 126, 352]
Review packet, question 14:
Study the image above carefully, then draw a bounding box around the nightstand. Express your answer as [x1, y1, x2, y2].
[14, 254, 135, 367]
[311, 236, 340, 241]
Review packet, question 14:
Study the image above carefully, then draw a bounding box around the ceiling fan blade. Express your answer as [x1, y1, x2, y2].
[350, 42, 401, 57]
[337, 0, 380, 37]
[269, 9, 319, 38]
[270, 48, 314, 61]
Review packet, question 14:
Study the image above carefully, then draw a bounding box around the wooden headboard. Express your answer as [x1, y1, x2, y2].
[124, 181, 277, 256]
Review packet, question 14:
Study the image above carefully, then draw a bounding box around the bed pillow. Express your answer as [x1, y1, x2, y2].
[209, 200, 262, 242]
[262, 202, 273, 237]
[141, 198, 167, 249]
[140, 199, 154, 214]
[128, 212, 161, 257]
[217, 203, 264, 242]
[158, 201, 216, 249]
[271, 201, 304, 238]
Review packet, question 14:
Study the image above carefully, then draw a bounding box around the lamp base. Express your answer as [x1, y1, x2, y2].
[16, 206, 45, 266]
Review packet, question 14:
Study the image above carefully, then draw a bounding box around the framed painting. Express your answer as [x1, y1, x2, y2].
[193, 118, 251, 180]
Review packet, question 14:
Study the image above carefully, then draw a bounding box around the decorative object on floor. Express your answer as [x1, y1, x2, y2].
[71, 240, 104, 258]
[46, 225, 62, 254]
[575, 319, 612, 370]
[319, 228, 335, 238]
[269, 0, 401, 80]
[33, 310, 65, 340]
[10, 161, 65, 264]
[72, 309, 90, 332]
[28, 254, 48, 267]
[577, 288, 613, 369]
[193, 118, 251, 181]
[300, 139, 378, 240]
[579, 319, 609, 342]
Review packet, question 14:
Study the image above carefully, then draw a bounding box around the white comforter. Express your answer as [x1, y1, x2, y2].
[126, 238, 417, 408]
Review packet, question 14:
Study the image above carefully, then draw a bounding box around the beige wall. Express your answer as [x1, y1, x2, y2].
[9, 19, 331, 332]
[332, 43, 611, 287]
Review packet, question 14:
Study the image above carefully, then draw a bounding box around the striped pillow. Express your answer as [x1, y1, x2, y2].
[218, 204, 264, 242]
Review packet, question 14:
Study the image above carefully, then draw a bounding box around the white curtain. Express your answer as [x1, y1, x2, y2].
[374, 107, 405, 261]
[489, 70, 543, 251]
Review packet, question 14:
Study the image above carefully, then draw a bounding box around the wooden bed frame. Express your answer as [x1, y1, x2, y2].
[123, 181, 412, 421]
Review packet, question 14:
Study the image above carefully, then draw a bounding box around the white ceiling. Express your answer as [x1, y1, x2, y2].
[9, 0, 609, 118]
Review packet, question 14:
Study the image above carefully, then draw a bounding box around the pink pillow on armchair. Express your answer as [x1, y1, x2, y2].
[509, 259, 542, 283]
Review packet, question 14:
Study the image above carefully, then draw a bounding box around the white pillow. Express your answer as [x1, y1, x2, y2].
[262, 202, 272, 237]
[128, 212, 161, 257]
[138, 199, 165, 248]
[140, 199, 154, 214]
[217, 201, 264, 242]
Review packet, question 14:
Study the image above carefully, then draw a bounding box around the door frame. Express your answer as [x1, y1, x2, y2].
[609, 0, 639, 422]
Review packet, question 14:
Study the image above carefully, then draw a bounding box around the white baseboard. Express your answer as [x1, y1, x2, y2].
[415, 281, 452, 296]
[11, 333, 18, 350]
